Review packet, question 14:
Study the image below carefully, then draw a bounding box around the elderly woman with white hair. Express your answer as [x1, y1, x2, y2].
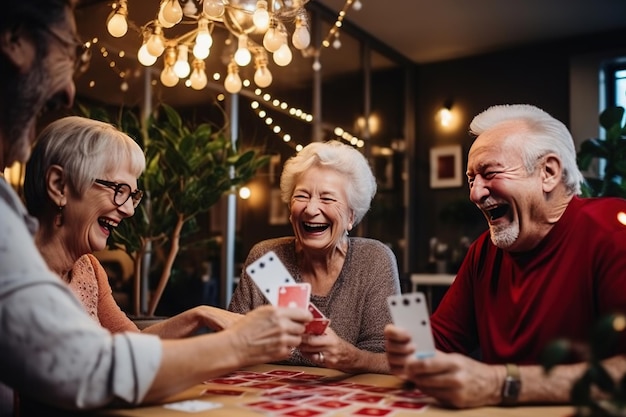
[229, 140, 401, 374]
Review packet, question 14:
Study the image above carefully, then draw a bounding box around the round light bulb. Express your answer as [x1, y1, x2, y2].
[234, 36, 251, 66]
[312, 59, 321, 72]
[253, 1, 270, 32]
[173, 45, 190, 78]
[138, 44, 158, 66]
[273, 43, 292, 66]
[254, 65, 272, 88]
[146, 33, 165, 57]
[190, 68, 207, 90]
[195, 30, 213, 49]
[173, 59, 190, 78]
[183, 0, 197, 16]
[160, 66, 179, 87]
[263, 27, 283, 52]
[107, 12, 128, 38]
[193, 43, 210, 59]
[239, 186, 251, 199]
[224, 72, 242, 94]
[203, 0, 225, 18]
[158, 3, 176, 28]
[162, 0, 183, 24]
[292, 25, 310, 50]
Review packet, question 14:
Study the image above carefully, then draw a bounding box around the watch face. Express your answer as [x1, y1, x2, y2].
[502, 376, 521, 404]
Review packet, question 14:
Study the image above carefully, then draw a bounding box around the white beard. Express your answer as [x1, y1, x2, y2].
[489, 221, 519, 249]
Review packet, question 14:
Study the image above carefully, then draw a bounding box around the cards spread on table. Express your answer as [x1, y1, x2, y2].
[247, 251, 330, 334]
[387, 292, 435, 359]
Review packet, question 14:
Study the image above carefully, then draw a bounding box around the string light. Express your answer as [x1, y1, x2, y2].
[106, 0, 313, 94]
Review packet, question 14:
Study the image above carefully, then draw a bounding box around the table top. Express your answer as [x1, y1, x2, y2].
[410, 274, 456, 286]
[97, 364, 573, 417]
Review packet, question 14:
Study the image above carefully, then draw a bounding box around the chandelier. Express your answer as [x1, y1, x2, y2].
[106, 0, 311, 94]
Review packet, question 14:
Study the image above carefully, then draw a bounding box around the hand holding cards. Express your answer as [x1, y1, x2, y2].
[387, 293, 435, 359]
[246, 251, 330, 335]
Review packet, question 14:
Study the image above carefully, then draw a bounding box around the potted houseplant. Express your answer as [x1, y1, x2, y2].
[541, 314, 626, 416]
[80, 103, 269, 316]
[576, 106, 626, 198]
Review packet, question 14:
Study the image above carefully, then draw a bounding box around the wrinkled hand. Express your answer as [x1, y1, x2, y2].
[297, 326, 353, 371]
[228, 305, 312, 366]
[384, 324, 501, 408]
[195, 306, 243, 331]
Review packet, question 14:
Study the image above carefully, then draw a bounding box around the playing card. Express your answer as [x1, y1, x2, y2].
[201, 388, 246, 396]
[246, 251, 296, 305]
[163, 400, 222, 412]
[305, 318, 331, 335]
[387, 292, 436, 359]
[344, 393, 385, 404]
[352, 406, 394, 416]
[278, 283, 311, 309]
[308, 302, 325, 318]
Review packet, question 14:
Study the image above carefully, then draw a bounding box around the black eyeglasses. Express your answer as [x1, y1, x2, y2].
[94, 179, 143, 208]
[41, 25, 90, 75]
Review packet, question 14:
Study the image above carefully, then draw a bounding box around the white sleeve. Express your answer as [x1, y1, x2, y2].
[0, 192, 161, 410]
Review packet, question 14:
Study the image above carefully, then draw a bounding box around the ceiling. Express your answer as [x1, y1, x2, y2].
[317, 0, 626, 64]
[72, 0, 626, 107]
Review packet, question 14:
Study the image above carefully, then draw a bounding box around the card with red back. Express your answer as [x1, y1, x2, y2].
[246, 251, 296, 305]
[305, 318, 331, 335]
[305, 302, 329, 334]
[352, 406, 394, 416]
[278, 283, 311, 308]
[387, 292, 436, 359]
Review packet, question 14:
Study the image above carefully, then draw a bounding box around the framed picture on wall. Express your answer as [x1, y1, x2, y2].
[269, 188, 289, 225]
[430, 145, 463, 188]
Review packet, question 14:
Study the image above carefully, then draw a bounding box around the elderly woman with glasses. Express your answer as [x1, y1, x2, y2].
[23, 116, 242, 336]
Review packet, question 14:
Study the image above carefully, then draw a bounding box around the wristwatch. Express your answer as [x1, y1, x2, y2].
[501, 363, 521, 405]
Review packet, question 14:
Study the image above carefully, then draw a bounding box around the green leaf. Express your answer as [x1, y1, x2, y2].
[599, 106, 625, 131]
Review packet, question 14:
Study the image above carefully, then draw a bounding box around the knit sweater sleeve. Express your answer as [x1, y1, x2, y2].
[87, 254, 138, 333]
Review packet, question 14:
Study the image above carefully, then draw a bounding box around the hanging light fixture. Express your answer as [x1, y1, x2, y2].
[106, 0, 311, 94]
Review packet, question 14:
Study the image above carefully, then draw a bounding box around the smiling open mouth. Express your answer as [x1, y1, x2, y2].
[303, 222, 329, 233]
[487, 205, 509, 221]
[98, 218, 118, 233]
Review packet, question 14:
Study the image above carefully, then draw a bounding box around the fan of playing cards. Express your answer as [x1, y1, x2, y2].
[246, 251, 331, 335]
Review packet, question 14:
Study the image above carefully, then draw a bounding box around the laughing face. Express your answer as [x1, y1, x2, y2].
[60, 165, 138, 259]
[289, 166, 355, 254]
[466, 121, 548, 252]
[1, 7, 77, 167]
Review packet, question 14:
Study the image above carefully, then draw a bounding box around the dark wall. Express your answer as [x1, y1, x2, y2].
[410, 29, 626, 272]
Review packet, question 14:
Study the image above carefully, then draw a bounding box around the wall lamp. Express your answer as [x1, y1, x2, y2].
[439, 99, 454, 127]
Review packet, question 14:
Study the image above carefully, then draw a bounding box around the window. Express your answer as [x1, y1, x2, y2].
[604, 61, 626, 108]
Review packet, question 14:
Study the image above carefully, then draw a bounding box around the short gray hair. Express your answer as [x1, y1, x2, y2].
[469, 104, 584, 195]
[24, 116, 145, 217]
[280, 140, 377, 226]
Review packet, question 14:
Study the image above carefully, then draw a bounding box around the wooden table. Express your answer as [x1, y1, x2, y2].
[97, 364, 573, 416]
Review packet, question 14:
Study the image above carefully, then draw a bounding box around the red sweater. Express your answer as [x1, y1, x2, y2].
[432, 196, 626, 364]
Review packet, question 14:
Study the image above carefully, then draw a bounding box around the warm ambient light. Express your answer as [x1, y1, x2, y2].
[106, 0, 128, 38]
[239, 186, 251, 199]
[107, 0, 312, 94]
[438, 100, 454, 127]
